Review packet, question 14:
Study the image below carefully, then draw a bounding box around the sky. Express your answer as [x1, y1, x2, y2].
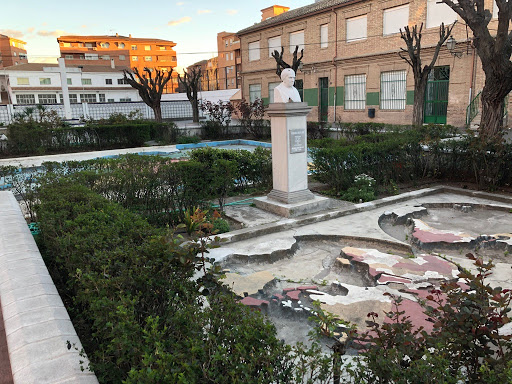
[1, 0, 313, 72]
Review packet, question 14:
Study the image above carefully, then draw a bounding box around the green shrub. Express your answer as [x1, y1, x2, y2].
[176, 135, 201, 144]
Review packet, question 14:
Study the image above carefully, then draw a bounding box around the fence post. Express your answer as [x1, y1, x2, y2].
[82, 103, 90, 119]
[6, 104, 14, 124]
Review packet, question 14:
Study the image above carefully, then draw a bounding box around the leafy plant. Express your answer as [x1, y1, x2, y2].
[234, 98, 269, 139]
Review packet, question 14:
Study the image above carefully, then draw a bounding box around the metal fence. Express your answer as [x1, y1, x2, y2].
[0, 100, 200, 125]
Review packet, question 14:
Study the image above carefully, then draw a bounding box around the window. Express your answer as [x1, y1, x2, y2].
[119, 55, 126, 60]
[132, 56, 138, 61]
[19, 54, 27, 60]
[120, 97, 132, 102]
[39, 78, 51, 85]
[144, 45, 151, 50]
[17, 77, 29, 85]
[345, 74, 366, 110]
[106, 79, 113, 85]
[145, 56, 152, 61]
[426, 0, 457, 28]
[101, 55, 110, 60]
[380, 70, 406, 110]
[108, 98, 115, 102]
[38, 94, 58, 104]
[268, 36, 282, 57]
[65, 54, 73, 59]
[295, 79, 304, 101]
[62, 42, 71, 47]
[85, 43, 93, 48]
[383, 5, 410, 35]
[80, 94, 97, 103]
[16, 94, 35, 104]
[79, 55, 85, 60]
[225, 40, 229, 47]
[100, 42, 110, 48]
[289, 30, 305, 53]
[231, 52, 234, 60]
[78, 43, 84, 47]
[131, 45, 137, 50]
[249, 84, 261, 102]
[67, 78, 72, 85]
[346, 15, 367, 42]
[81, 78, 92, 85]
[320, 24, 329, 48]
[248, 41, 260, 61]
[99, 94, 106, 102]
[268, 81, 281, 103]
[69, 94, 78, 104]
[158, 46, 166, 50]
[85, 53, 98, 60]
[118, 78, 128, 85]
[226, 67, 230, 74]
[13, 52, 16, 57]
[119, 43, 125, 48]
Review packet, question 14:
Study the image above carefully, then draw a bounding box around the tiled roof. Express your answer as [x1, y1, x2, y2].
[58, 35, 175, 44]
[2, 63, 131, 73]
[237, 0, 355, 35]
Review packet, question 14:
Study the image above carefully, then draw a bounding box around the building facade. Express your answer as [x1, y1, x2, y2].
[57, 34, 178, 93]
[237, 0, 507, 127]
[217, 32, 241, 90]
[0, 63, 139, 105]
[0, 35, 28, 68]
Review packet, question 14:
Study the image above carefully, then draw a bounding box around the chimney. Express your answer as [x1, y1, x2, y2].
[111, 59, 115, 69]
[261, 5, 290, 21]
[115, 33, 119, 37]
[129, 34, 132, 38]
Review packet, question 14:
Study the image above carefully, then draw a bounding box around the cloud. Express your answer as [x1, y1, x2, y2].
[176, 2, 184, 5]
[37, 29, 68, 37]
[27, 27, 35, 34]
[0, 29, 24, 38]
[197, 9, 211, 14]
[81, 25, 87, 29]
[226, 9, 238, 15]
[168, 16, 192, 26]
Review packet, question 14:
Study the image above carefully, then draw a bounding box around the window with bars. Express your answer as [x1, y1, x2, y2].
[345, 74, 366, 110]
[16, 94, 35, 104]
[268, 82, 281, 103]
[380, 70, 406, 110]
[38, 94, 58, 104]
[80, 94, 97, 103]
[249, 84, 261, 102]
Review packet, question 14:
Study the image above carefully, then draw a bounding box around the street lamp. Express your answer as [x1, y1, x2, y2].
[446, 36, 463, 58]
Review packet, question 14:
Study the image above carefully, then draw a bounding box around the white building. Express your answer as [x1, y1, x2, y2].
[0, 62, 140, 105]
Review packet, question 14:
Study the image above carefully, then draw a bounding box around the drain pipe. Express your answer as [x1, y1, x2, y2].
[332, 7, 338, 123]
[468, 42, 476, 105]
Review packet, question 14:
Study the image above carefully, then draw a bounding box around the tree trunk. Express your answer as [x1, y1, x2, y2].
[192, 100, 199, 123]
[152, 104, 162, 123]
[412, 77, 428, 126]
[479, 83, 505, 143]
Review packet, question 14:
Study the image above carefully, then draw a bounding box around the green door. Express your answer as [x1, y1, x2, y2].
[424, 66, 450, 124]
[319, 77, 329, 122]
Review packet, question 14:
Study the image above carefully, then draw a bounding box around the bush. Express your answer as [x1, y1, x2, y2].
[234, 98, 269, 139]
[176, 135, 201, 144]
[307, 121, 331, 140]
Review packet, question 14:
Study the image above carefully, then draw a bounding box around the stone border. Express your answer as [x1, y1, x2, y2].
[220, 186, 512, 244]
[0, 191, 98, 384]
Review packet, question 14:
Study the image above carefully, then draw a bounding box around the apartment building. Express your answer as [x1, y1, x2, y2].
[0, 63, 139, 105]
[0, 35, 28, 68]
[205, 56, 219, 91]
[57, 34, 178, 93]
[217, 32, 241, 90]
[237, 0, 504, 127]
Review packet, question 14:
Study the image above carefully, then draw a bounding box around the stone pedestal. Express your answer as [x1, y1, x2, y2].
[254, 102, 332, 217]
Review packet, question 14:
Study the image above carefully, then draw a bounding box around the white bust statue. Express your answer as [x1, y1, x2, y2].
[274, 68, 301, 103]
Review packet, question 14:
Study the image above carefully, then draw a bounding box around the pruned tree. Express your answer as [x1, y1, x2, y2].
[123, 67, 173, 123]
[399, 22, 456, 127]
[271, 45, 304, 77]
[178, 67, 201, 123]
[441, 0, 512, 142]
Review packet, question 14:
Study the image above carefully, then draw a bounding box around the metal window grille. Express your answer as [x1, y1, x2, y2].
[380, 70, 406, 110]
[249, 84, 261, 103]
[16, 94, 36, 104]
[345, 74, 366, 110]
[38, 94, 58, 104]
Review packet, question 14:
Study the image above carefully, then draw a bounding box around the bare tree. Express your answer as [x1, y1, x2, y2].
[271, 45, 304, 77]
[123, 67, 173, 123]
[441, 0, 512, 142]
[178, 67, 201, 123]
[399, 22, 456, 127]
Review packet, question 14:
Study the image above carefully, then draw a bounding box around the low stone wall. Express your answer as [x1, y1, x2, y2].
[0, 191, 98, 384]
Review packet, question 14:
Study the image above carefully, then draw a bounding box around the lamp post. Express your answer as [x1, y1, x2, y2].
[446, 36, 463, 58]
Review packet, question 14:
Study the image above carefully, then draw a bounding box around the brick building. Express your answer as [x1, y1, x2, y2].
[57, 34, 178, 93]
[217, 32, 241, 90]
[0, 35, 28, 68]
[237, 0, 507, 127]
